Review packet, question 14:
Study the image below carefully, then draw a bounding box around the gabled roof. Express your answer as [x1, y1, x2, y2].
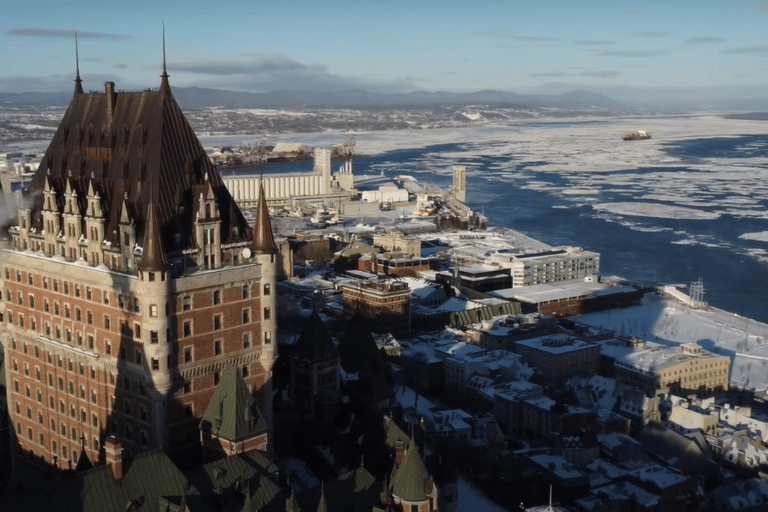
[391, 442, 432, 503]
[200, 365, 268, 442]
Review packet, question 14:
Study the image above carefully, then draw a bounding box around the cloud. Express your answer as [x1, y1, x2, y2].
[113, 63, 127, 70]
[7, 28, 130, 40]
[720, 45, 768, 55]
[631, 31, 669, 38]
[0, 73, 132, 93]
[165, 54, 419, 93]
[573, 40, 614, 46]
[580, 70, 620, 78]
[475, 30, 556, 42]
[686, 36, 725, 46]
[596, 50, 669, 57]
[530, 71, 572, 77]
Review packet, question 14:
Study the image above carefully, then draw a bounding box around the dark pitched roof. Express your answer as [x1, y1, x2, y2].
[293, 310, 338, 362]
[2, 450, 208, 512]
[29, 75, 250, 258]
[200, 365, 268, 442]
[299, 467, 381, 512]
[137, 201, 169, 271]
[186, 451, 283, 512]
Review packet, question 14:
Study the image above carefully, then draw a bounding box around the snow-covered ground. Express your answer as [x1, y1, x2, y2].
[575, 293, 768, 392]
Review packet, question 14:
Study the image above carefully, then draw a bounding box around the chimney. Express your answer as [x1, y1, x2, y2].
[105, 81, 116, 124]
[104, 435, 124, 481]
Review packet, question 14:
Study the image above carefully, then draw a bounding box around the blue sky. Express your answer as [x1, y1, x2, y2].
[2, 0, 768, 101]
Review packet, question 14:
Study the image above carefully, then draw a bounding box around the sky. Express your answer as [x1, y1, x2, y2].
[2, 0, 768, 102]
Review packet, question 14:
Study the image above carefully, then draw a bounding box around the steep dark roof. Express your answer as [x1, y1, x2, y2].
[137, 201, 169, 271]
[391, 442, 431, 503]
[293, 310, 338, 362]
[29, 75, 250, 257]
[252, 182, 278, 254]
[200, 365, 268, 442]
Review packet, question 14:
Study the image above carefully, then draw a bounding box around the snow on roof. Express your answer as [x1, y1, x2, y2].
[575, 293, 768, 391]
[490, 281, 625, 304]
[586, 481, 659, 508]
[528, 454, 584, 480]
[480, 379, 542, 402]
[395, 387, 436, 418]
[629, 464, 689, 490]
[525, 396, 556, 411]
[517, 333, 596, 354]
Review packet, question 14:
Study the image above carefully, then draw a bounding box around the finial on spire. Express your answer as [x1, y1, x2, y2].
[162, 22, 167, 76]
[74, 31, 83, 95]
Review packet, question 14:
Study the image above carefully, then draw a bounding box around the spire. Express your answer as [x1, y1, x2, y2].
[251, 181, 278, 254]
[316, 481, 329, 512]
[74, 32, 83, 95]
[137, 199, 169, 272]
[160, 22, 170, 95]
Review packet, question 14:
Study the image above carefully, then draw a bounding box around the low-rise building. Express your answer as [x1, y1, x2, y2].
[614, 342, 731, 397]
[516, 334, 601, 384]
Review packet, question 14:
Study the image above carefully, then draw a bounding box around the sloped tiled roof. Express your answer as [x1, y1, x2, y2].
[200, 365, 268, 442]
[391, 442, 431, 503]
[29, 73, 250, 257]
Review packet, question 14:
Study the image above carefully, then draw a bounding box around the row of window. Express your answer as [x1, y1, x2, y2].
[180, 283, 270, 311]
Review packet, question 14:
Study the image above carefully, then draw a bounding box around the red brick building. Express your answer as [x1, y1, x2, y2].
[0, 59, 278, 469]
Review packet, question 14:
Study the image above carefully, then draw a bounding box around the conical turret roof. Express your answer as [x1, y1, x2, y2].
[391, 441, 431, 503]
[252, 182, 278, 254]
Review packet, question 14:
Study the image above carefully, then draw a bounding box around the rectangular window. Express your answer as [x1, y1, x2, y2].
[183, 321, 192, 337]
[214, 340, 222, 357]
[150, 330, 158, 344]
[214, 315, 222, 331]
[103, 316, 110, 330]
[135, 350, 142, 365]
[242, 309, 250, 324]
[151, 358, 159, 370]
[264, 307, 271, 320]
[134, 323, 141, 339]
[243, 333, 251, 349]
[184, 347, 193, 363]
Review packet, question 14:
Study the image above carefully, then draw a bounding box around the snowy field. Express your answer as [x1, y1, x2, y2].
[575, 293, 768, 392]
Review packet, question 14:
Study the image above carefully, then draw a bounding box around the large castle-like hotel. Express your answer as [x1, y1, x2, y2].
[0, 56, 279, 467]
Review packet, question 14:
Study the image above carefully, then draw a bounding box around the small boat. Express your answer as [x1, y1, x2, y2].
[623, 130, 651, 141]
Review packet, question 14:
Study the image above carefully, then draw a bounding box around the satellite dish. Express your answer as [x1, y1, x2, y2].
[241, 248, 252, 259]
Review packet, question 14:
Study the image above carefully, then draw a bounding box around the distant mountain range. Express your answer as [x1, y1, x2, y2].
[0, 87, 619, 110]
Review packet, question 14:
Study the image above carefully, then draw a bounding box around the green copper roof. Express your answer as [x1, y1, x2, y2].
[391, 442, 431, 503]
[186, 450, 283, 512]
[299, 466, 381, 512]
[200, 365, 268, 442]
